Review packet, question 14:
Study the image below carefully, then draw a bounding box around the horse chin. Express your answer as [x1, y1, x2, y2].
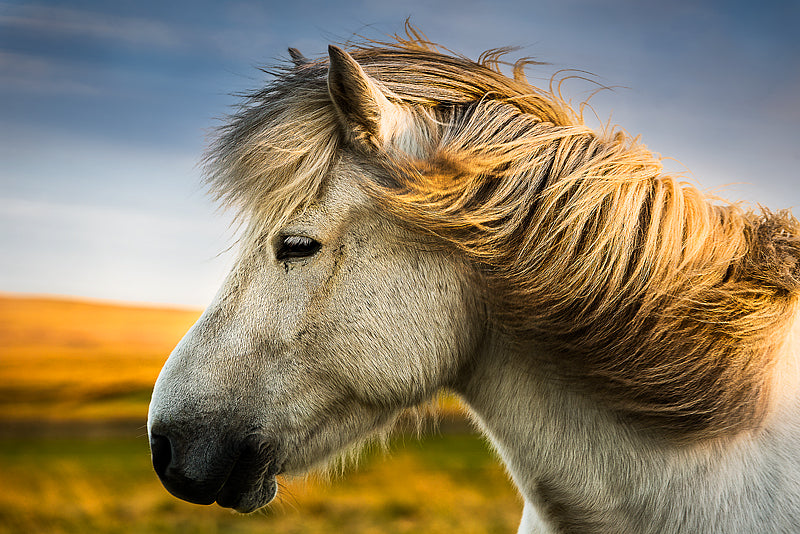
[215, 473, 278, 513]
[213, 435, 283, 513]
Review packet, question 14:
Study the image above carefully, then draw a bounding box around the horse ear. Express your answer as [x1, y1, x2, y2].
[288, 47, 308, 67]
[327, 45, 398, 147]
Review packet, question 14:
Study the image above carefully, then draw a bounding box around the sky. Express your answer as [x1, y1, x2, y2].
[1, 0, 798, 308]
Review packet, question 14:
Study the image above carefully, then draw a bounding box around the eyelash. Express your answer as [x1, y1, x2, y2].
[275, 235, 321, 261]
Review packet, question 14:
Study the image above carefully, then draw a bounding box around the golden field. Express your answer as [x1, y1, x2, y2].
[0, 294, 521, 533]
[0, 295, 201, 422]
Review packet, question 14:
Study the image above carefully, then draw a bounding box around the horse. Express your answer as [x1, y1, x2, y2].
[147, 33, 800, 533]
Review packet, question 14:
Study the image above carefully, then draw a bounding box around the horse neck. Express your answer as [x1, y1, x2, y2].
[453, 320, 800, 533]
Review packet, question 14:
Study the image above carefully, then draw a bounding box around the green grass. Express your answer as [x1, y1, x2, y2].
[0, 433, 521, 534]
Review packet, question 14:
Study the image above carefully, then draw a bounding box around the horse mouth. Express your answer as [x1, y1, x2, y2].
[215, 471, 279, 513]
[214, 438, 283, 513]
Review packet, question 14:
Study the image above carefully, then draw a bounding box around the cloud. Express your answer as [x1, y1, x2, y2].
[0, 3, 181, 49]
[0, 50, 103, 95]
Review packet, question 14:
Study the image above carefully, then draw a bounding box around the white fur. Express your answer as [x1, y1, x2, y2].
[462, 317, 800, 533]
[150, 164, 800, 531]
[149, 45, 800, 532]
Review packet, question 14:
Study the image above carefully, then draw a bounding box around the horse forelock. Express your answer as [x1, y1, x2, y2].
[204, 31, 800, 442]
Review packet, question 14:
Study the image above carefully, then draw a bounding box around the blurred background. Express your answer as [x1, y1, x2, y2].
[0, 0, 797, 532]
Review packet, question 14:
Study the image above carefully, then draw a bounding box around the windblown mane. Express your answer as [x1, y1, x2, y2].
[206, 31, 800, 442]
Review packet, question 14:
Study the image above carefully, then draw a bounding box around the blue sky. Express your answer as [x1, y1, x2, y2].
[1, 0, 798, 307]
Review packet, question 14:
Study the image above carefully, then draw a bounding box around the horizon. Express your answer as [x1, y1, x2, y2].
[2, 0, 798, 308]
[0, 290, 204, 311]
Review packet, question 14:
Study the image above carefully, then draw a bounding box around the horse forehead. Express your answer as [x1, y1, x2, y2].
[327, 156, 374, 204]
[286, 160, 373, 229]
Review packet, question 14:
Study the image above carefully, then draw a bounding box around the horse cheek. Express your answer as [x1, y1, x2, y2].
[320, 248, 477, 408]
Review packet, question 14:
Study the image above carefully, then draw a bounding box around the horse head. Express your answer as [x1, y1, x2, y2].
[147, 45, 484, 512]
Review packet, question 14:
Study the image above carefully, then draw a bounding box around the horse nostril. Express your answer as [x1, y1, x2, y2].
[148, 431, 225, 506]
[150, 433, 173, 478]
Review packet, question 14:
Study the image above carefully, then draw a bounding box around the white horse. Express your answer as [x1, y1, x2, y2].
[148, 35, 800, 533]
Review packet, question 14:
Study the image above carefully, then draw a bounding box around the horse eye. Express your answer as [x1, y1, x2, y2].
[276, 235, 321, 261]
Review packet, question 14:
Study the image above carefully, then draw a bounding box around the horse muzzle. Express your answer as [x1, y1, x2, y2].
[149, 430, 282, 513]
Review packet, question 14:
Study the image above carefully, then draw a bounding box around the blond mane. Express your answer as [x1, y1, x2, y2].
[205, 32, 800, 442]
